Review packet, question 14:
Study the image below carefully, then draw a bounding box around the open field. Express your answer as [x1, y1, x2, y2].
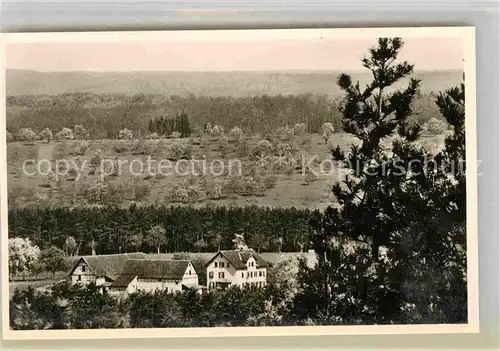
[6, 132, 447, 210]
[9, 272, 68, 300]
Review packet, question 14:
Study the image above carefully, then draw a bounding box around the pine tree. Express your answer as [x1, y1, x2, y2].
[175, 111, 192, 137]
[148, 118, 154, 133]
[295, 38, 468, 324]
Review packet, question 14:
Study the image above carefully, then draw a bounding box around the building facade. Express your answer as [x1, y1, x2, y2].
[205, 249, 267, 290]
[68, 253, 146, 292]
[110, 259, 202, 295]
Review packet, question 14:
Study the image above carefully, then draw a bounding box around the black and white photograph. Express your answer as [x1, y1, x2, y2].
[1, 27, 478, 339]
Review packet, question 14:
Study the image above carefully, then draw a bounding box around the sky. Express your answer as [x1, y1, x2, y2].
[6, 37, 464, 72]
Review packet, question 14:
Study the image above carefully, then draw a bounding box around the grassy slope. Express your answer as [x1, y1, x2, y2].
[7, 69, 462, 96]
[6, 133, 447, 211]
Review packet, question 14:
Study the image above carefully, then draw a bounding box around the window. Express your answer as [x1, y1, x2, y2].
[188, 270, 192, 275]
[209, 271, 214, 279]
[81, 265, 86, 272]
[214, 262, 218, 268]
[77, 275, 81, 281]
[247, 272, 249, 278]
[157, 279, 162, 282]
[241, 272, 244, 278]
[220, 262, 225, 268]
[218, 272, 225, 279]
[259, 271, 262, 277]
[263, 271, 265, 277]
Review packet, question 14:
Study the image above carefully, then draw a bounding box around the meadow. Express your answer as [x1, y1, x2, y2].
[6, 131, 447, 211]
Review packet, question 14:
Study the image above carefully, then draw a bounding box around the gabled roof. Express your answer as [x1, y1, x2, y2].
[111, 259, 194, 288]
[69, 253, 146, 281]
[207, 249, 267, 269]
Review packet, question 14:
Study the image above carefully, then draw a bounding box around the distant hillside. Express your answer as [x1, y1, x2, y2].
[6, 69, 462, 97]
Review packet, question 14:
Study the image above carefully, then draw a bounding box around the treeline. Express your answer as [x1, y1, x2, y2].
[6, 92, 440, 138]
[7, 204, 316, 255]
[148, 111, 192, 137]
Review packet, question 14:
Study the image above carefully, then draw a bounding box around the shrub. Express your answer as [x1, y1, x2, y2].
[56, 128, 75, 140]
[74, 125, 89, 140]
[118, 128, 134, 140]
[218, 137, 231, 158]
[276, 126, 294, 141]
[131, 138, 153, 156]
[18, 128, 37, 143]
[210, 125, 224, 137]
[202, 177, 224, 199]
[132, 181, 152, 202]
[263, 133, 275, 144]
[204, 122, 212, 134]
[66, 165, 79, 181]
[90, 150, 102, 168]
[52, 142, 70, 160]
[321, 122, 335, 143]
[229, 126, 244, 140]
[41, 171, 57, 188]
[39, 128, 53, 142]
[114, 140, 129, 154]
[6, 131, 14, 142]
[171, 131, 181, 139]
[263, 175, 278, 189]
[103, 181, 131, 203]
[236, 139, 250, 158]
[293, 123, 307, 136]
[169, 185, 190, 203]
[275, 142, 292, 156]
[148, 132, 160, 140]
[186, 184, 206, 202]
[73, 141, 91, 156]
[171, 143, 192, 160]
[423, 117, 447, 135]
[244, 176, 265, 195]
[223, 175, 246, 196]
[253, 139, 273, 156]
[86, 181, 108, 203]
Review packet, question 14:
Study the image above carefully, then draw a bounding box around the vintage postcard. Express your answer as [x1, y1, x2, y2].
[0, 27, 478, 340]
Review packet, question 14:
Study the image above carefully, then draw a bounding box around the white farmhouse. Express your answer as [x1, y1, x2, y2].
[109, 259, 202, 294]
[205, 249, 267, 290]
[69, 253, 146, 292]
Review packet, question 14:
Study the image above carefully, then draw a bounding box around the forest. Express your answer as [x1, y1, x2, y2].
[8, 205, 316, 255]
[6, 92, 442, 138]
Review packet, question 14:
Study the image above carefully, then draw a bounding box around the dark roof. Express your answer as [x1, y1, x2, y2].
[111, 259, 193, 288]
[144, 253, 209, 284]
[70, 253, 146, 281]
[208, 249, 267, 269]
